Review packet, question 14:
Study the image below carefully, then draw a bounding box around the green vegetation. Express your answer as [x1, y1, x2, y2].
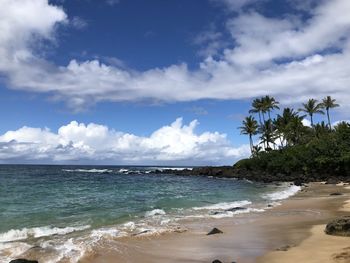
[237, 96, 350, 177]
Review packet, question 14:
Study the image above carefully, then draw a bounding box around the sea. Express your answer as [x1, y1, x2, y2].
[0, 165, 300, 262]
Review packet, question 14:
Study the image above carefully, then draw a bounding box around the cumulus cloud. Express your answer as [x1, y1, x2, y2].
[0, 118, 249, 165]
[0, 0, 350, 112]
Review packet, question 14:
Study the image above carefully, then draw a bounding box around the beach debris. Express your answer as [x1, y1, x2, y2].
[9, 259, 38, 263]
[325, 216, 350, 236]
[330, 192, 343, 196]
[207, 227, 223, 235]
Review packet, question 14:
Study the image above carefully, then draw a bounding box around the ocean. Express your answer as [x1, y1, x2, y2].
[0, 165, 300, 262]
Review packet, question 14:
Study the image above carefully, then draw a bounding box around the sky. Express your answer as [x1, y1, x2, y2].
[0, 0, 349, 165]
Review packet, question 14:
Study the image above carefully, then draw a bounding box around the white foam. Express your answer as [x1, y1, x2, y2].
[118, 168, 129, 173]
[192, 200, 252, 210]
[0, 225, 90, 242]
[63, 169, 112, 173]
[0, 242, 32, 263]
[210, 208, 265, 218]
[263, 185, 301, 201]
[145, 209, 166, 217]
[152, 167, 193, 171]
[90, 228, 125, 240]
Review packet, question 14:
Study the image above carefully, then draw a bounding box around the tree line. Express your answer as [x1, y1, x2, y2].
[239, 95, 341, 156]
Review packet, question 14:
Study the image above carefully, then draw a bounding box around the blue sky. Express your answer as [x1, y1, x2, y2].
[0, 0, 349, 165]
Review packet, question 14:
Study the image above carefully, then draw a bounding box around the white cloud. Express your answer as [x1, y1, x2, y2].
[0, 118, 250, 165]
[70, 16, 88, 30]
[0, 0, 350, 113]
[302, 119, 312, 127]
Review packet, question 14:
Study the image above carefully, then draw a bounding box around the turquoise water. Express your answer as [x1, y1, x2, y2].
[0, 165, 300, 262]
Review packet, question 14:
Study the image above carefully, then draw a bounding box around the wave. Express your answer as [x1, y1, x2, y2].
[63, 169, 113, 173]
[209, 207, 265, 219]
[263, 185, 301, 201]
[145, 209, 166, 217]
[0, 225, 90, 242]
[192, 200, 252, 210]
[154, 167, 193, 171]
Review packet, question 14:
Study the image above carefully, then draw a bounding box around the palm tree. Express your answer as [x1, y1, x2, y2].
[274, 108, 300, 147]
[314, 121, 330, 138]
[239, 116, 259, 155]
[263, 95, 280, 120]
[298, 99, 324, 127]
[249, 98, 264, 125]
[259, 120, 275, 151]
[284, 115, 306, 145]
[321, 96, 339, 129]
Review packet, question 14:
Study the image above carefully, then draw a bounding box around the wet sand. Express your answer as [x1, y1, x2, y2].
[79, 183, 350, 263]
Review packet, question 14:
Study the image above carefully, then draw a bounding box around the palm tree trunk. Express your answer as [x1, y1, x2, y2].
[268, 110, 271, 121]
[258, 112, 262, 126]
[310, 114, 314, 127]
[249, 134, 253, 155]
[327, 109, 331, 129]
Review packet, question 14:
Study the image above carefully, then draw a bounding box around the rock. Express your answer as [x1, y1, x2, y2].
[225, 207, 246, 212]
[9, 260, 38, 263]
[330, 192, 343, 196]
[212, 260, 222, 263]
[325, 216, 350, 236]
[294, 179, 304, 186]
[326, 178, 339, 184]
[207, 227, 223, 235]
[276, 245, 291, 251]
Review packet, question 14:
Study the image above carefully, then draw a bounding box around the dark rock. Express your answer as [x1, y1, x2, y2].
[267, 204, 273, 208]
[276, 245, 291, 251]
[294, 179, 304, 186]
[9, 260, 38, 263]
[325, 216, 350, 236]
[326, 178, 339, 185]
[225, 207, 246, 212]
[330, 192, 343, 196]
[212, 260, 222, 263]
[207, 227, 223, 235]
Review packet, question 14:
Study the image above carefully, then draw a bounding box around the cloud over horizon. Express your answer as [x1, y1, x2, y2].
[0, 0, 349, 112]
[0, 118, 249, 165]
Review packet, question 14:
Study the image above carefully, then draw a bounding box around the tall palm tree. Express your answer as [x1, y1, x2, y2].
[321, 96, 339, 129]
[298, 99, 324, 127]
[249, 98, 264, 125]
[239, 116, 259, 155]
[263, 95, 280, 120]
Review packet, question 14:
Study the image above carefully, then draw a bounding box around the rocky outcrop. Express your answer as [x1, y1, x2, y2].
[157, 166, 350, 184]
[325, 217, 350, 236]
[207, 227, 223, 235]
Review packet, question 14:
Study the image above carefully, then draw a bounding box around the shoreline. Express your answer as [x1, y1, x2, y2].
[75, 182, 350, 263]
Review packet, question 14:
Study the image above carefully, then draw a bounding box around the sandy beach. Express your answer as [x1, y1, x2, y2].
[75, 183, 350, 263]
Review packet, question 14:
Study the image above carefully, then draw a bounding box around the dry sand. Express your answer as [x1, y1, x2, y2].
[78, 183, 350, 263]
